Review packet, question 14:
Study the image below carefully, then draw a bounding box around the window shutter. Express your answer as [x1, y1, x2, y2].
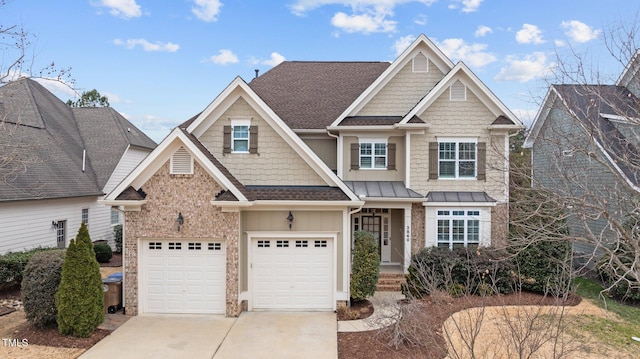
[477, 142, 486, 181]
[429, 142, 438, 179]
[249, 126, 258, 154]
[223, 125, 231, 154]
[171, 147, 193, 174]
[387, 143, 396, 170]
[351, 143, 359, 170]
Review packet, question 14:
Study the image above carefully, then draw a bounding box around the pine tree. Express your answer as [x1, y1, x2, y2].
[55, 223, 104, 337]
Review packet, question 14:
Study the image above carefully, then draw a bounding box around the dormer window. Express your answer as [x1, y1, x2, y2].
[360, 141, 387, 169]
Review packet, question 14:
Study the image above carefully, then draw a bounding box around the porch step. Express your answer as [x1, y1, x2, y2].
[376, 273, 406, 292]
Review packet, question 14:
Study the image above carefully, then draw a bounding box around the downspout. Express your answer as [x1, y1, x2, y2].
[327, 130, 342, 178]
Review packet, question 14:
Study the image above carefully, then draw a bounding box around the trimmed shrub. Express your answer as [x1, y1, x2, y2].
[0, 247, 56, 290]
[94, 243, 113, 263]
[350, 231, 380, 302]
[55, 223, 104, 337]
[113, 224, 123, 253]
[403, 246, 515, 298]
[513, 239, 572, 294]
[21, 250, 65, 328]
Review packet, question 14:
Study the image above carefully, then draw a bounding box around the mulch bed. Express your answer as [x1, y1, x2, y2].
[102, 253, 122, 267]
[338, 292, 581, 359]
[11, 322, 111, 349]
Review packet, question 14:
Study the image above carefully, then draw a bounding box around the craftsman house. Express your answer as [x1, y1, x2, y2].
[104, 34, 522, 316]
[0, 78, 156, 253]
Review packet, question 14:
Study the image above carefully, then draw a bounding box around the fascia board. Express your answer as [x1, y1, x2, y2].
[186, 76, 245, 135]
[330, 34, 454, 128]
[402, 62, 521, 126]
[422, 201, 497, 207]
[523, 87, 557, 148]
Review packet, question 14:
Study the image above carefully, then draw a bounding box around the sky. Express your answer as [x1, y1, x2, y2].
[3, 0, 640, 142]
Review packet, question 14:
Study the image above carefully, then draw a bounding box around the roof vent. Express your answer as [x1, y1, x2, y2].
[254, 69, 259, 79]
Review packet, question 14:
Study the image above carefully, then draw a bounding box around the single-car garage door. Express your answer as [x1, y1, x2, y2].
[252, 238, 332, 310]
[141, 239, 226, 314]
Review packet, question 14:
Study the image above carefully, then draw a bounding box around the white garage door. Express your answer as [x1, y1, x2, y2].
[252, 238, 332, 310]
[142, 240, 226, 314]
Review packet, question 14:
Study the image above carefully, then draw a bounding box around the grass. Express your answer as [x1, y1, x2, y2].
[570, 277, 640, 350]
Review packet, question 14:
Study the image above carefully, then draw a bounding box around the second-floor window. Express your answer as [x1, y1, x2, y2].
[439, 141, 476, 178]
[360, 142, 387, 169]
[232, 124, 250, 152]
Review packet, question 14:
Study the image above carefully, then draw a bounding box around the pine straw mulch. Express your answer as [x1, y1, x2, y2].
[337, 291, 581, 359]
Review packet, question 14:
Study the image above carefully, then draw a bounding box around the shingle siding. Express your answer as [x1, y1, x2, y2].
[198, 97, 326, 186]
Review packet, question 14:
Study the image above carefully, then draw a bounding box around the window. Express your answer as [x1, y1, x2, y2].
[437, 210, 481, 249]
[439, 141, 476, 178]
[360, 142, 387, 169]
[56, 221, 66, 249]
[81, 208, 89, 226]
[110, 208, 120, 225]
[232, 120, 250, 153]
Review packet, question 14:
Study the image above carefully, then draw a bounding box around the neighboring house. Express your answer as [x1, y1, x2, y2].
[104, 34, 522, 316]
[0, 78, 156, 254]
[524, 52, 640, 257]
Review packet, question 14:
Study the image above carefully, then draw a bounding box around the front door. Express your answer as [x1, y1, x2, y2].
[361, 215, 391, 263]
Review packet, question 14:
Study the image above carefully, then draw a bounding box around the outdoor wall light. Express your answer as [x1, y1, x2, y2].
[176, 212, 184, 232]
[51, 221, 57, 229]
[287, 211, 294, 229]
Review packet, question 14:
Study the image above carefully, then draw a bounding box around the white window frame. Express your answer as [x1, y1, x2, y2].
[359, 139, 387, 169]
[81, 208, 89, 226]
[231, 119, 251, 153]
[438, 138, 477, 179]
[111, 208, 121, 226]
[436, 209, 481, 249]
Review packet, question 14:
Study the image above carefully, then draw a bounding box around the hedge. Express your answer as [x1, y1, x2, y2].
[0, 247, 57, 290]
[21, 250, 66, 328]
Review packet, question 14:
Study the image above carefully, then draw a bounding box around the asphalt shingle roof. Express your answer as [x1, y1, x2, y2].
[0, 78, 156, 202]
[248, 61, 390, 129]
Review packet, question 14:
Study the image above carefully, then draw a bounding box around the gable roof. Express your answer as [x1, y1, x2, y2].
[525, 84, 640, 188]
[73, 107, 156, 189]
[0, 78, 155, 202]
[185, 77, 361, 201]
[330, 34, 456, 128]
[401, 61, 522, 127]
[248, 61, 390, 129]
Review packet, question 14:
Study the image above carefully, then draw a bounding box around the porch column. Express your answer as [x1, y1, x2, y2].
[403, 205, 412, 274]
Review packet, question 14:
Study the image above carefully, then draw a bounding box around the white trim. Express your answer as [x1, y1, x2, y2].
[405, 132, 411, 188]
[331, 34, 454, 128]
[401, 62, 522, 127]
[104, 128, 248, 203]
[246, 231, 338, 311]
[185, 77, 360, 202]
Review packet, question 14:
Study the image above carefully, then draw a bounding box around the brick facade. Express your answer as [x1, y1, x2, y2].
[124, 161, 240, 316]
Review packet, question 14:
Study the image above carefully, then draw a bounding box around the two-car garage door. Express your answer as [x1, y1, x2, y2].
[252, 238, 333, 310]
[141, 239, 226, 314]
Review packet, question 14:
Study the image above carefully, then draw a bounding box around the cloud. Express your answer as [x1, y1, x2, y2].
[393, 35, 416, 56]
[414, 14, 428, 26]
[113, 39, 180, 52]
[474, 25, 492, 38]
[516, 24, 545, 44]
[289, 1, 438, 34]
[192, 0, 223, 22]
[331, 8, 397, 34]
[495, 52, 554, 82]
[437, 38, 497, 68]
[33, 78, 77, 99]
[92, 0, 142, 18]
[448, 0, 484, 13]
[262, 52, 286, 67]
[561, 20, 601, 43]
[208, 49, 239, 65]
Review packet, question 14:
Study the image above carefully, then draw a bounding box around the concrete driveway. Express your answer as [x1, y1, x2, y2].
[80, 312, 337, 359]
